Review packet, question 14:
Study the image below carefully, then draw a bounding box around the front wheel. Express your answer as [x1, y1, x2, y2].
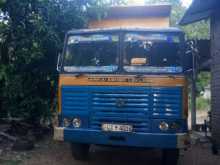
[162, 149, 179, 165]
[71, 143, 90, 161]
[212, 144, 219, 155]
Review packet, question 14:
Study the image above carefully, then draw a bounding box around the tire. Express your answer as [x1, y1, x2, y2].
[71, 143, 90, 161]
[212, 144, 219, 155]
[162, 149, 179, 165]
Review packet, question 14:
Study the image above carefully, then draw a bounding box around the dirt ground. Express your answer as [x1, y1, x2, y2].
[0, 110, 218, 165]
[188, 110, 209, 129]
[0, 135, 220, 165]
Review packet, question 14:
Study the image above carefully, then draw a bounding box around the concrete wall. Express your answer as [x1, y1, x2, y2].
[211, 10, 220, 148]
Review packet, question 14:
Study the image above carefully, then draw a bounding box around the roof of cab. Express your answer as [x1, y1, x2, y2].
[67, 27, 184, 35]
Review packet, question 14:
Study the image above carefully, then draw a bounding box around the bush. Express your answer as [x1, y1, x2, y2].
[196, 97, 210, 111]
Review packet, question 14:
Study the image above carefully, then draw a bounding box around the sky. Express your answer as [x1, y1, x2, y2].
[181, 0, 193, 7]
[127, 0, 192, 7]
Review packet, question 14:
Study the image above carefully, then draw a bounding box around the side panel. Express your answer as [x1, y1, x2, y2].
[89, 17, 170, 29]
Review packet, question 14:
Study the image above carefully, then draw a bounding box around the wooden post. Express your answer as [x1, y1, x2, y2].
[211, 9, 220, 150]
[191, 42, 197, 130]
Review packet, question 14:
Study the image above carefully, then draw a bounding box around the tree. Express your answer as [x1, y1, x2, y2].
[0, 0, 210, 122]
[0, 0, 118, 122]
[145, 0, 210, 39]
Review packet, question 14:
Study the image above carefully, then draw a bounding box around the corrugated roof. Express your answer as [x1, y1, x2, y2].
[104, 5, 171, 19]
[180, 0, 219, 25]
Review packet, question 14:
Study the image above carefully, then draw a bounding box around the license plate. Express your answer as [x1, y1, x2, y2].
[102, 123, 133, 132]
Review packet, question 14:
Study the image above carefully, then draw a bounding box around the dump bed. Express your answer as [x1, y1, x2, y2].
[89, 5, 171, 29]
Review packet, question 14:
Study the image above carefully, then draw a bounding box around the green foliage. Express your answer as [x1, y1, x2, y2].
[145, 0, 210, 39]
[87, 0, 126, 20]
[197, 72, 211, 96]
[0, 0, 6, 8]
[197, 97, 210, 111]
[0, 0, 111, 122]
[183, 21, 210, 40]
[0, 0, 211, 122]
[0, 159, 22, 165]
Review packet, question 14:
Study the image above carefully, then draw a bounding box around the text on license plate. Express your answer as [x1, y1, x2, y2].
[102, 124, 133, 132]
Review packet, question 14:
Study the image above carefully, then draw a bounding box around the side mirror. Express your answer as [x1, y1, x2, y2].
[183, 50, 193, 72]
[183, 41, 194, 72]
[57, 53, 62, 72]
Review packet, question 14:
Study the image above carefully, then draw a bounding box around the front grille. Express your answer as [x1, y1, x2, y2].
[61, 87, 90, 118]
[152, 88, 182, 118]
[61, 86, 182, 133]
[90, 92, 150, 133]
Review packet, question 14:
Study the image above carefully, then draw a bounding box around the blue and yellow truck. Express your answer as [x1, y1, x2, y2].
[54, 5, 191, 164]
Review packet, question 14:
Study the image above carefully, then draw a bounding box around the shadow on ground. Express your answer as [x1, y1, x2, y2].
[1, 136, 220, 165]
[89, 146, 162, 165]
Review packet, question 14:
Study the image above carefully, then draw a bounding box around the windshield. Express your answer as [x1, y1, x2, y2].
[123, 33, 183, 73]
[63, 34, 119, 73]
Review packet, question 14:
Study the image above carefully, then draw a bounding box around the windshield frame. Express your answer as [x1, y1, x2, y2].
[60, 31, 121, 74]
[122, 30, 185, 75]
[59, 29, 185, 75]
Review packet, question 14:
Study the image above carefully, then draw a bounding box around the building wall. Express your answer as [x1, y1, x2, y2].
[211, 10, 220, 148]
[89, 17, 170, 29]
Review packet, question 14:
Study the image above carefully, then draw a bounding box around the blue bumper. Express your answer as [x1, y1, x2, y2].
[54, 127, 189, 149]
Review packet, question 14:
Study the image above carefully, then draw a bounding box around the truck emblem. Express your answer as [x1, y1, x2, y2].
[116, 98, 126, 108]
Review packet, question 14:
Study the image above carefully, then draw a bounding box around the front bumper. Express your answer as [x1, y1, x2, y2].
[54, 127, 189, 149]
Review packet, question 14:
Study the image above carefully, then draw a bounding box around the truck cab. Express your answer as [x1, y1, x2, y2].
[54, 5, 191, 165]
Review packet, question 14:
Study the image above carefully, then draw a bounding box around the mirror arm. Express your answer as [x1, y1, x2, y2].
[184, 68, 193, 74]
[57, 53, 62, 72]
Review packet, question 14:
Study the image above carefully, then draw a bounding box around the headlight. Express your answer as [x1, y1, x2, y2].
[63, 118, 71, 127]
[72, 118, 81, 128]
[170, 122, 180, 130]
[159, 122, 169, 131]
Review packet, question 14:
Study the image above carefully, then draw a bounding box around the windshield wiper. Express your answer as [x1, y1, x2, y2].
[74, 73, 85, 78]
[134, 74, 145, 79]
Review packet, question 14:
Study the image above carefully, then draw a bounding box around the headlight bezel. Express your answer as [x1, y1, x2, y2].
[72, 118, 81, 128]
[159, 121, 169, 131]
[63, 118, 72, 127]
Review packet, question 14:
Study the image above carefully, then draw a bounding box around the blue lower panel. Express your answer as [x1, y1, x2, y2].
[64, 128, 177, 149]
